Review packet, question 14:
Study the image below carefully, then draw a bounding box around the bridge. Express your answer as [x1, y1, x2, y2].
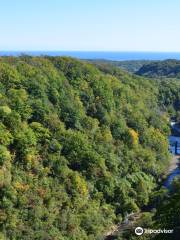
[169, 141, 180, 155]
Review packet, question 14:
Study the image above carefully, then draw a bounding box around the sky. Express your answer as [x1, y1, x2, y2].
[0, 0, 180, 51]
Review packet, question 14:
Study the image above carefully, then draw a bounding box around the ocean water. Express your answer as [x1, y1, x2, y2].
[1, 51, 180, 61]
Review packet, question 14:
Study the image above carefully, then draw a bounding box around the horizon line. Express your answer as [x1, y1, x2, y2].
[1, 50, 180, 53]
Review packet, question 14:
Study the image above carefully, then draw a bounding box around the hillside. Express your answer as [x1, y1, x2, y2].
[87, 59, 151, 73]
[0, 56, 171, 240]
[136, 59, 180, 78]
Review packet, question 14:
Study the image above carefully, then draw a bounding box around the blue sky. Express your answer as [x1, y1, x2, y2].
[0, 0, 180, 51]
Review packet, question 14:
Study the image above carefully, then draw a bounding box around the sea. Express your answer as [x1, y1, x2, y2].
[1, 51, 180, 61]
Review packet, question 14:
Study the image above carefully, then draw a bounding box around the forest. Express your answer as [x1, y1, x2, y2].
[87, 60, 151, 73]
[136, 59, 180, 78]
[0, 56, 179, 240]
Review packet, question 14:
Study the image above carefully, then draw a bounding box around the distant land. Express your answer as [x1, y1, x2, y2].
[1, 51, 180, 61]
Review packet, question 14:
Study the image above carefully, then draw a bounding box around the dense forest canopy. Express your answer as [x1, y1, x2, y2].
[0, 56, 175, 240]
[89, 59, 180, 120]
[133, 59, 180, 121]
[136, 59, 180, 78]
[87, 59, 151, 73]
